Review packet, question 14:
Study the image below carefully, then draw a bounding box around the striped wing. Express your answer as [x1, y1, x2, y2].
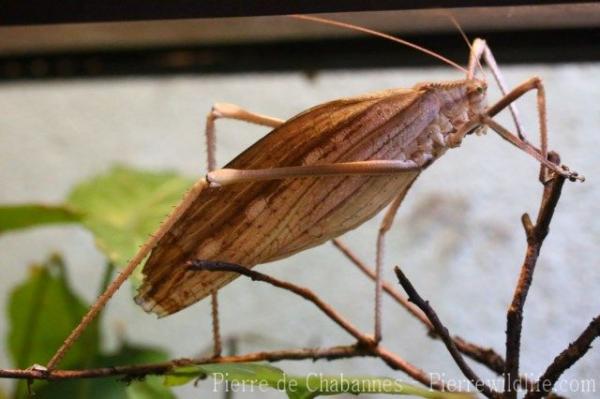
[136, 87, 432, 316]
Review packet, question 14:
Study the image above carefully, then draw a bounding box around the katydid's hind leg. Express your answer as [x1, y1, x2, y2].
[468, 39, 528, 143]
[204, 103, 284, 357]
[205, 102, 285, 171]
[374, 188, 411, 343]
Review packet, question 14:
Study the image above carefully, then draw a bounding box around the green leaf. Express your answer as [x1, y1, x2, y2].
[163, 365, 204, 387]
[7, 255, 100, 370]
[96, 343, 175, 399]
[164, 363, 283, 388]
[6, 253, 175, 398]
[7, 255, 100, 398]
[108, 343, 175, 399]
[126, 376, 176, 399]
[165, 363, 473, 398]
[0, 204, 81, 234]
[65, 165, 193, 287]
[296, 375, 473, 398]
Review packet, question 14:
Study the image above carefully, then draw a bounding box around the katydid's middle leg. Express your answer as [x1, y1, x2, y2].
[204, 102, 284, 357]
[205, 102, 284, 170]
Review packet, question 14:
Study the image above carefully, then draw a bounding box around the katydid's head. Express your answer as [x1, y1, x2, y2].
[466, 79, 488, 135]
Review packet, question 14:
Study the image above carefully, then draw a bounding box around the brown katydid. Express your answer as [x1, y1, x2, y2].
[46, 14, 583, 370]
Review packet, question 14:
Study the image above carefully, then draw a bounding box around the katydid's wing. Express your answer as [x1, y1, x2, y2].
[136, 88, 425, 316]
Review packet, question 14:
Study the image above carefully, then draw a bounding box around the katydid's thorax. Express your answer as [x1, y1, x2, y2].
[406, 78, 488, 163]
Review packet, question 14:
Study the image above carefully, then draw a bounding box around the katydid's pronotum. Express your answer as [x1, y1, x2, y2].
[46, 14, 583, 370]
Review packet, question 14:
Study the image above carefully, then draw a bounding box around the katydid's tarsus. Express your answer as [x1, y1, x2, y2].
[45, 14, 583, 371]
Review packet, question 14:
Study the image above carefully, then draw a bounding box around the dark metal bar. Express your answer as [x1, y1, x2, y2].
[0, 0, 593, 26]
[1, 28, 598, 81]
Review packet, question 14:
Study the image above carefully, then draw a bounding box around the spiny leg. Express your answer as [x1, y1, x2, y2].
[47, 179, 210, 370]
[472, 41, 581, 180]
[445, 76, 581, 182]
[484, 77, 556, 182]
[468, 38, 527, 142]
[204, 102, 284, 356]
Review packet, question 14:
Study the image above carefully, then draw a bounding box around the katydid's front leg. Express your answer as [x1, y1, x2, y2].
[468, 38, 527, 142]
[469, 42, 582, 182]
[483, 77, 583, 183]
[204, 102, 285, 357]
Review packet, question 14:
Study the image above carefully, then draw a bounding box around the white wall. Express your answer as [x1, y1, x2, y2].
[1, 64, 599, 397]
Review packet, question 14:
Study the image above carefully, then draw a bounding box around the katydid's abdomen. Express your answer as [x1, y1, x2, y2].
[135, 80, 487, 316]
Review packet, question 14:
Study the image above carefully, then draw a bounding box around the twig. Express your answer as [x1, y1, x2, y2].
[188, 259, 446, 391]
[374, 346, 445, 391]
[333, 239, 528, 386]
[188, 260, 372, 344]
[504, 152, 566, 398]
[394, 266, 501, 399]
[332, 239, 432, 328]
[0, 345, 366, 380]
[524, 316, 600, 399]
[0, 342, 449, 391]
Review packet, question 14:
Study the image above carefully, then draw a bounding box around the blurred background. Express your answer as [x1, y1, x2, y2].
[1, 3, 599, 398]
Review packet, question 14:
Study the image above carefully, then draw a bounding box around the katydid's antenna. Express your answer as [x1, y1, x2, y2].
[289, 14, 467, 74]
[446, 14, 485, 80]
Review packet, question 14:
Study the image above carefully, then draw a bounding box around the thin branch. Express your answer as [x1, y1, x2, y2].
[0, 256, 463, 392]
[524, 316, 600, 399]
[188, 260, 372, 344]
[374, 346, 445, 391]
[333, 239, 523, 385]
[332, 239, 432, 328]
[0, 345, 366, 380]
[0, 342, 450, 392]
[451, 336, 504, 375]
[395, 266, 501, 399]
[188, 260, 446, 391]
[504, 152, 566, 398]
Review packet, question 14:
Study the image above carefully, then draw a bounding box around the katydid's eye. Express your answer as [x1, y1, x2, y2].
[476, 86, 484, 94]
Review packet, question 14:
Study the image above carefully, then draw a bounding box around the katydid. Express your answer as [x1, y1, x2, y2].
[46, 14, 582, 370]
